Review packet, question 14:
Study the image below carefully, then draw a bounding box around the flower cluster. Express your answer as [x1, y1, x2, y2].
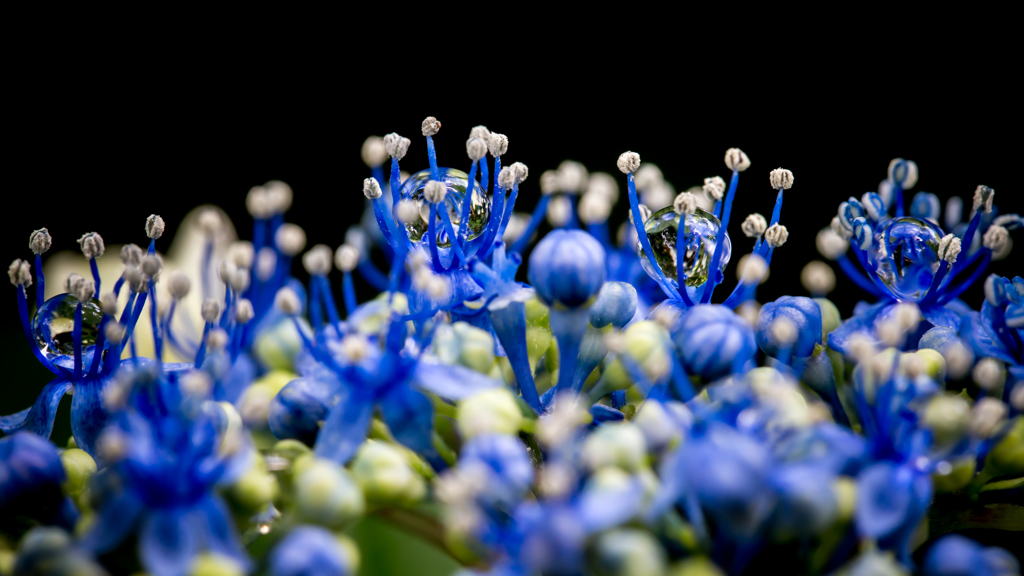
[2, 118, 1022, 576]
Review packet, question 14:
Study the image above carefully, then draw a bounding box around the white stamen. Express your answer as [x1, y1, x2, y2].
[383, 133, 411, 160]
[363, 177, 383, 200]
[120, 244, 142, 267]
[8, 259, 32, 287]
[166, 272, 191, 300]
[302, 244, 333, 276]
[466, 137, 488, 161]
[141, 254, 162, 281]
[335, 244, 360, 272]
[498, 167, 515, 190]
[207, 328, 229, 351]
[235, 298, 255, 324]
[510, 162, 529, 184]
[972, 185, 995, 214]
[937, 234, 961, 264]
[421, 116, 441, 136]
[973, 358, 1005, 391]
[616, 151, 640, 174]
[540, 170, 560, 195]
[65, 273, 84, 293]
[741, 213, 767, 238]
[201, 298, 221, 323]
[29, 228, 52, 254]
[396, 199, 421, 224]
[218, 260, 236, 286]
[361, 136, 388, 167]
[982, 225, 1009, 252]
[470, 125, 490, 140]
[586, 172, 619, 203]
[739, 253, 768, 284]
[801, 261, 835, 295]
[275, 287, 301, 316]
[73, 278, 95, 302]
[816, 227, 849, 260]
[256, 247, 277, 282]
[771, 316, 798, 344]
[558, 160, 588, 193]
[578, 193, 612, 225]
[765, 223, 789, 248]
[265, 180, 293, 214]
[227, 242, 254, 270]
[724, 148, 751, 172]
[633, 163, 663, 190]
[969, 397, 1007, 438]
[769, 168, 794, 190]
[943, 341, 974, 380]
[487, 133, 508, 157]
[546, 195, 573, 228]
[145, 214, 165, 239]
[99, 292, 118, 315]
[424, 181, 447, 204]
[673, 192, 698, 215]
[275, 223, 307, 256]
[104, 322, 125, 343]
[77, 232, 105, 259]
[703, 176, 727, 200]
[246, 186, 272, 219]
[229, 268, 250, 292]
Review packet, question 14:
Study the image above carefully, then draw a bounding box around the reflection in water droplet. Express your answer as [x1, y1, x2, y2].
[400, 168, 491, 247]
[33, 293, 105, 362]
[867, 216, 944, 302]
[637, 207, 732, 290]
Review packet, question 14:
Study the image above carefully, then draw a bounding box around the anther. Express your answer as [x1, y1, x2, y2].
[703, 176, 726, 200]
[724, 148, 751, 172]
[168, 272, 191, 299]
[8, 259, 32, 286]
[361, 136, 388, 167]
[616, 151, 640, 174]
[487, 133, 508, 157]
[302, 244, 333, 276]
[769, 168, 794, 190]
[201, 298, 222, 323]
[765, 224, 789, 248]
[146, 214, 165, 240]
[29, 228, 52, 254]
[275, 287, 301, 316]
[275, 224, 307, 257]
[937, 234, 961, 264]
[421, 116, 441, 136]
[741, 214, 767, 238]
[364, 177, 383, 200]
[384, 133, 411, 160]
[673, 192, 698, 215]
[424, 181, 447, 204]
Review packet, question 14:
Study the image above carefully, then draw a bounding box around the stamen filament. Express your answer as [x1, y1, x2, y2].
[625, 172, 681, 301]
[510, 195, 550, 256]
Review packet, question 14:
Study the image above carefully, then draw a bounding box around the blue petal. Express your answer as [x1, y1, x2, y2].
[192, 496, 250, 569]
[139, 508, 198, 576]
[590, 404, 624, 424]
[79, 490, 144, 554]
[413, 361, 501, 400]
[575, 479, 644, 533]
[70, 377, 114, 463]
[313, 393, 373, 464]
[827, 302, 890, 355]
[919, 304, 961, 329]
[0, 379, 72, 437]
[380, 387, 435, 456]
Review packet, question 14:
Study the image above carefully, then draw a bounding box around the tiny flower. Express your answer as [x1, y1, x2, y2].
[765, 223, 789, 247]
[616, 151, 640, 174]
[673, 192, 698, 215]
[145, 214, 165, 239]
[703, 175, 727, 200]
[29, 228, 52, 254]
[742, 213, 768, 238]
[383, 132, 411, 160]
[363, 177, 382, 200]
[937, 233, 961, 263]
[769, 168, 794, 190]
[361, 135, 387, 167]
[724, 147, 751, 171]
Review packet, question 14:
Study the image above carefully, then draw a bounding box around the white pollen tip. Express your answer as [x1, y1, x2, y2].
[765, 223, 789, 248]
[104, 322, 125, 343]
[335, 244, 360, 272]
[120, 244, 143, 267]
[724, 148, 751, 172]
[487, 133, 508, 157]
[633, 163, 663, 191]
[937, 234, 962, 264]
[510, 162, 529, 184]
[361, 136, 388, 167]
[207, 328, 229, 351]
[363, 177, 383, 200]
[274, 223, 307, 256]
[167, 272, 191, 299]
[302, 244, 334, 276]
[771, 316, 798, 344]
[235, 298, 255, 324]
[145, 214, 165, 239]
[673, 192, 698, 215]
[246, 186, 272, 219]
[421, 116, 441, 137]
[228, 242, 255, 269]
[65, 273, 84, 293]
[73, 278, 96, 303]
[99, 292, 118, 315]
[466, 138, 488, 161]
[969, 397, 1007, 438]
[256, 247, 277, 282]
[739, 253, 768, 284]
[982, 225, 1009, 252]
[540, 170, 560, 195]
[275, 287, 302, 316]
[616, 151, 640, 174]
[383, 133, 411, 160]
[469, 125, 490, 140]
[396, 199, 421, 224]
[229, 269, 250, 292]
[578, 193, 612, 225]
[29, 228, 52, 254]
[198, 210, 222, 236]
[546, 195, 572, 228]
[557, 160, 588, 193]
[424, 180, 447, 204]
[180, 370, 213, 396]
[201, 298, 222, 323]
[77, 232, 105, 259]
[973, 185, 995, 214]
[741, 213, 768, 238]
[801, 261, 836, 295]
[703, 176, 727, 200]
[265, 180, 293, 214]
[141, 254, 163, 280]
[498, 167, 516, 190]
[769, 168, 794, 190]
[8, 259, 32, 287]
[816, 228, 849, 260]
[973, 358, 1006, 391]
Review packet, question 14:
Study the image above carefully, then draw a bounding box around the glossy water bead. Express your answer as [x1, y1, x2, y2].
[869, 217, 944, 301]
[638, 206, 732, 289]
[32, 293, 104, 361]
[400, 168, 491, 248]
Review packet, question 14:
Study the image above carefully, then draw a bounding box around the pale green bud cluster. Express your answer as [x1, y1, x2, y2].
[457, 387, 524, 439]
[294, 458, 365, 528]
[350, 441, 426, 506]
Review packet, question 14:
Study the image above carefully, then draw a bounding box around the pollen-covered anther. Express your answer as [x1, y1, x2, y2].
[383, 133, 411, 160]
[973, 185, 995, 214]
[396, 200, 421, 225]
[29, 228, 52, 254]
[741, 213, 768, 238]
[123, 267, 147, 293]
[943, 341, 974, 380]
[77, 232, 105, 259]
[141, 254, 163, 281]
[198, 210, 222, 236]
[765, 224, 789, 248]
[769, 168, 794, 190]
[616, 151, 640, 174]
[801, 261, 836, 295]
[770, 316, 798, 345]
[498, 167, 516, 190]
[466, 137, 488, 161]
[227, 242, 254, 270]
[99, 292, 118, 315]
[162, 272, 190, 300]
[673, 192, 698, 215]
[72, 278, 96, 303]
[363, 177, 383, 200]
[335, 244, 360, 272]
[421, 116, 441, 136]
[256, 247, 277, 282]
[540, 171, 560, 195]
[487, 133, 508, 157]
[265, 180, 293, 214]
[235, 298, 255, 324]
[510, 162, 529, 184]
[634, 163, 663, 191]
[65, 273, 84, 294]
[739, 254, 768, 284]
[982, 225, 1009, 252]
[275, 287, 301, 316]
[361, 136, 388, 167]
[246, 186, 272, 219]
[973, 358, 1006, 391]
[104, 322, 125, 344]
[937, 234, 961, 264]
[338, 334, 371, 362]
[275, 223, 307, 256]
[578, 193, 612, 225]
[424, 181, 447, 204]
[8, 259, 32, 287]
[969, 397, 1007, 438]
[546, 196, 572, 228]
[724, 148, 751, 172]
[201, 298, 221, 323]
[558, 160, 588, 193]
[469, 125, 490, 140]
[302, 244, 333, 276]
[228, 268, 250, 292]
[120, 244, 143, 267]
[206, 328, 229, 352]
[145, 214, 165, 240]
[816, 228, 849, 260]
[703, 176, 727, 200]
[180, 370, 213, 396]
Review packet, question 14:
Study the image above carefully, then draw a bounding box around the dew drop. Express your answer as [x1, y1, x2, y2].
[637, 206, 732, 290]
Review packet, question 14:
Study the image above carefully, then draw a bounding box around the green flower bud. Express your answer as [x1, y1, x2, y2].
[238, 370, 298, 427]
[456, 323, 496, 372]
[273, 439, 312, 462]
[582, 423, 647, 472]
[226, 456, 280, 515]
[633, 401, 683, 452]
[66, 436, 78, 449]
[525, 297, 550, 329]
[189, 552, 246, 576]
[457, 387, 524, 439]
[592, 528, 667, 576]
[921, 394, 971, 446]
[909, 348, 946, 381]
[350, 292, 409, 336]
[623, 321, 671, 382]
[813, 298, 841, 339]
[350, 441, 425, 505]
[525, 326, 553, 371]
[254, 317, 312, 371]
[833, 477, 856, 522]
[982, 416, 1024, 479]
[669, 557, 726, 576]
[60, 448, 96, 498]
[294, 458, 365, 528]
[932, 457, 975, 494]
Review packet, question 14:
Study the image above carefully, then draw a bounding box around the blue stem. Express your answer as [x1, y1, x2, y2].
[439, 206, 468, 269]
[921, 261, 951, 305]
[309, 275, 323, 329]
[565, 195, 579, 229]
[358, 260, 389, 291]
[836, 254, 883, 297]
[626, 172, 682, 301]
[704, 173, 741, 300]
[89, 259, 101, 296]
[670, 355, 695, 402]
[148, 280, 161, 362]
[89, 315, 108, 377]
[457, 159, 479, 242]
[488, 302, 543, 413]
[426, 135, 440, 181]
[195, 322, 212, 367]
[478, 183, 507, 257]
[496, 181, 520, 242]
[587, 222, 610, 249]
[938, 252, 992, 305]
[73, 303, 83, 380]
[955, 210, 984, 276]
[510, 195, 549, 256]
[119, 292, 149, 357]
[371, 198, 398, 250]
[34, 254, 45, 305]
[427, 204, 444, 273]
[893, 183, 904, 217]
[550, 307, 591, 394]
[481, 156, 490, 194]
[342, 272, 357, 318]
[713, 200, 722, 219]
[318, 276, 342, 328]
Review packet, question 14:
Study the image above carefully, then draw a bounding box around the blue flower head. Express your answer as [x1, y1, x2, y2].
[670, 303, 757, 381]
[755, 296, 823, 358]
[528, 229, 607, 309]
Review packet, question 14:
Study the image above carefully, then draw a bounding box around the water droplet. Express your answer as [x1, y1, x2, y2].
[636, 207, 732, 289]
[400, 168, 491, 247]
[867, 217, 944, 302]
[33, 293, 105, 362]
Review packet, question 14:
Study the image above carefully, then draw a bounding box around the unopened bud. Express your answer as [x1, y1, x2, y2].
[457, 388, 524, 439]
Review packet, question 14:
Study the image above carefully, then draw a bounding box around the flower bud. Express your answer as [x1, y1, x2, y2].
[528, 229, 607, 308]
[673, 304, 756, 381]
[350, 441, 426, 505]
[457, 387, 523, 439]
[979, 416, 1024, 480]
[592, 529, 668, 576]
[189, 553, 246, 576]
[268, 377, 334, 446]
[922, 394, 971, 445]
[294, 458, 365, 528]
[590, 281, 638, 329]
[582, 423, 646, 472]
[623, 320, 672, 382]
[755, 296, 822, 358]
[227, 457, 280, 515]
[59, 448, 96, 503]
[932, 457, 975, 494]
